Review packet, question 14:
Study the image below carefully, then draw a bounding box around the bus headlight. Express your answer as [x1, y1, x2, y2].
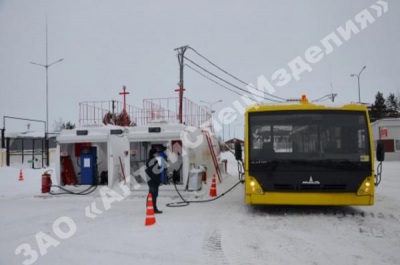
[365, 178, 371, 192]
[250, 181, 256, 192]
[357, 177, 373, 195]
[248, 177, 263, 194]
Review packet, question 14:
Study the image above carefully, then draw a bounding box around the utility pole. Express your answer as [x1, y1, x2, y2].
[174, 45, 188, 124]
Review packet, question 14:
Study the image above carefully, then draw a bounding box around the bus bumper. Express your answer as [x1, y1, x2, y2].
[245, 192, 374, 206]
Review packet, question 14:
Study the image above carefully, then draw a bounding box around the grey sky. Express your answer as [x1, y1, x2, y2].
[1, 0, 399, 138]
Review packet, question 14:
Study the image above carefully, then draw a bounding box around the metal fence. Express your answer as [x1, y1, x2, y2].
[79, 97, 210, 128]
[1, 137, 56, 168]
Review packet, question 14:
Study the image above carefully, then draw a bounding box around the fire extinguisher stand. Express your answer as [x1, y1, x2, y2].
[42, 170, 53, 194]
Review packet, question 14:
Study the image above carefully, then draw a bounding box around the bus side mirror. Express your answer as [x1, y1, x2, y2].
[234, 142, 242, 161]
[376, 141, 385, 162]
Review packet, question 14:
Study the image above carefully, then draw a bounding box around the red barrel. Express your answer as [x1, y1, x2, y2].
[41, 172, 52, 194]
[201, 171, 207, 183]
[199, 165, 207, 183]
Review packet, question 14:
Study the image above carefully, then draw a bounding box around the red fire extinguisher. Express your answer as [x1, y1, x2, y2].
[42, 170, 52, 194]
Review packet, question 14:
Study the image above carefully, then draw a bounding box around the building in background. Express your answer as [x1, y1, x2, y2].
[371, 118, 400, 161]
[224, 138, 244, 151]
[0, 131, 58, 168]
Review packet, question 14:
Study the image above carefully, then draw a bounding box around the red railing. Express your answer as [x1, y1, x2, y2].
[142, 97, 210, 127]
[79, 100, 144, 126]
[79, 97, 210, 128]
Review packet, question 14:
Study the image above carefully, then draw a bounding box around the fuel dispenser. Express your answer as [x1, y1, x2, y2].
[80, 146, 97, 185]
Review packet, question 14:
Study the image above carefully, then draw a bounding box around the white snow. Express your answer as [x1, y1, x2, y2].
[1, 152, 400, 265]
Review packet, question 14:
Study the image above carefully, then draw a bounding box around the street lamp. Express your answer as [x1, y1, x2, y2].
[30, 59, 63, 133]
[30, 17, 63, 133]
[200, 99, 222, 132]
[30, 18, 63, 167]
[350, 66, 366, 103]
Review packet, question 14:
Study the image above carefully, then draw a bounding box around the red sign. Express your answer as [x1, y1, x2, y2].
[380, 127, 388, 138]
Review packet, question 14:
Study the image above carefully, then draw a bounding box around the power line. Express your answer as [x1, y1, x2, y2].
[188, 47, 286, 101]
[184, 56, 249, 96]
[312, 93, 338, 102]
[185, 64, 244, 97]
[184, 56, 281, 103]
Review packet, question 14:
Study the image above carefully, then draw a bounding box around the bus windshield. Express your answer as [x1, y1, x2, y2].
[249, 110, 371, 165]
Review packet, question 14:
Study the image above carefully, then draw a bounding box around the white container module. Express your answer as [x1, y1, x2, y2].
[55, 126, 130, 188]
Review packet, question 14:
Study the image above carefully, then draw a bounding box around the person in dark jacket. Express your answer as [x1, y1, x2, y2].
[146, 149, 163, 214]
[158, 147, 168, 185]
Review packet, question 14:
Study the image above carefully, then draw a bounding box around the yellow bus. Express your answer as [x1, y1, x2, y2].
[238, 96, 384, 206]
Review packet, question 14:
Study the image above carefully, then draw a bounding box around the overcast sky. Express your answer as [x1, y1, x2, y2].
[0, 0, 399, 138]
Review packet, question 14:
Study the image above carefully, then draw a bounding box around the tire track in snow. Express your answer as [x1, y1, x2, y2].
[202, 228, 229, 265]
[356, 211, 400, 239]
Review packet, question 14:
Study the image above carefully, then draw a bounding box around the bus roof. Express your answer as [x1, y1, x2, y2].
[246, 101, 368, 113]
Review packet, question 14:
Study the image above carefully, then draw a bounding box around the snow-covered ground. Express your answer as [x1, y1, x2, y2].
[1, 152, 400, 265]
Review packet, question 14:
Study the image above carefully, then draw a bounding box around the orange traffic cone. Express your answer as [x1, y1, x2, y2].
[145, 193, 156, 226]
[19, 169, 24, 181]
[209, 174, 217, 197]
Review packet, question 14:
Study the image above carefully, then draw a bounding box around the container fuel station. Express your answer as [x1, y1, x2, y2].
[55, 126, 130, 188]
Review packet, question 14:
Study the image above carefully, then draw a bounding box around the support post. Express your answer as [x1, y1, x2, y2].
[6, 138, 10, 166]
[174, 45, 188, 124]
[45, 132, 49, 167]
[1, 128, 4, 149]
